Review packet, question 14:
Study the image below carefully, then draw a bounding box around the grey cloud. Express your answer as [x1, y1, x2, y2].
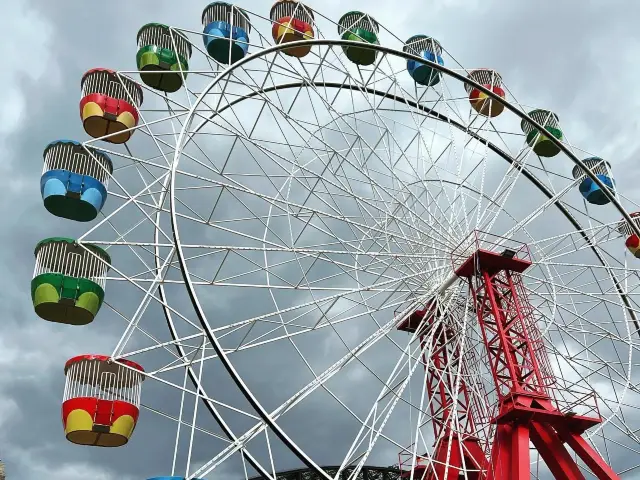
[3, 1, 640, 479]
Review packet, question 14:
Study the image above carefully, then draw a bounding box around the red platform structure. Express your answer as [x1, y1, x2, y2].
[399, 232, 620, 480]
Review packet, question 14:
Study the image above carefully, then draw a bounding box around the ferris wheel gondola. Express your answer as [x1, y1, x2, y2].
[202, 2, 252, 64]
[521, 108, 564, 157]
[80, 68, 143, 144]
[402, 35, 444, 87]
[31, 237, 110, 325]
[464, 68, 506, 117]
[136, 23, 193, 93]
[270, 0, 315, 57]
[62, 354, 145, 447]
[40, 140, 113, 222]
[337, 11, 380, 66]
[572, 156, 616, 205]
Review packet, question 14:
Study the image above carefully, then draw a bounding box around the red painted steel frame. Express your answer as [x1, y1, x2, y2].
[457, 248, 619, 480]
[398, 306, 487, 480]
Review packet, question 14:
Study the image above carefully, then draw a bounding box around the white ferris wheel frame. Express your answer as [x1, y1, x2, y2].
[150, 38, 640, 480]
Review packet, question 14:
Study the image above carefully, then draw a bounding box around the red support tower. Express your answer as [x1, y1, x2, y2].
[453, 233, 620, 480]
[397, 302, 488, 480]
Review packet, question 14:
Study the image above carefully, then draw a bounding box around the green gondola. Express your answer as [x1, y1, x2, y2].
[32, 238, 110, 325]
[136, 23, 192, 93]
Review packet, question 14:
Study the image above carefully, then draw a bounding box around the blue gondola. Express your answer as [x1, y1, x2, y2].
[41, 140, 112, 222]
[202, 2, 251, 64]
[572, 157, 616, 205]
[403, 35, 444, 86]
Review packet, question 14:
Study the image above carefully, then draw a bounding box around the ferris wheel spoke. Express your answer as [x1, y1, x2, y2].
[431, 72, 470, 126]
[492, 182, 579, 244]
[525, 272, 640, 317]
[542, 328, 629, 388]
[228, 266, 428, 338]
[105, 302, 207, 368]
[338, 314, 473, 477]
[79, 170, 173, 246]
[520, 294, 634, 396]
[421, 106, 497, 233]
[483, 117, 521, 159]
[106, 301, 187, 357]
[150, 304, 393, 377]
[532, 232, 611, 265]
[336, 129, 460, 251]
[84, 104, 191, 146]
[175, 173, 445, 258]
[225, 66, 450, 239]
[140, 363, 263, 422]
[96, 158, 173, 255]
[528, 223, 622, 262]
[144, 400, 235, 443]
[476, 155, 537, 235]
[423, 145, 487, 241]
[327, 88, 466, 243]
[99, 244, 205, 332]
[191, 300, 427, 480]
[189, 264, 430, 342]
[123, 333, 209, 367]
[283, 248, 426, 336]
[222, 95, 399, 222]
[174, 223, 432, 288]
[97, 145, 173, 173]
[114, 244, 179, 357]
[526, 292, 637, 350]
[528, 268, 621, 301]
[189, 98, 460, 258]
[355, 117, 465, 245]
[180, 124, 390, 239]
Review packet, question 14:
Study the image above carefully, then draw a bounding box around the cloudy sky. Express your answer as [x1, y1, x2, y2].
[3, 1, 640, 479]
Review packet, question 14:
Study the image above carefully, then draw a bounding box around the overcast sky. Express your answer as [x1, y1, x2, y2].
[3, 1, 640, 479]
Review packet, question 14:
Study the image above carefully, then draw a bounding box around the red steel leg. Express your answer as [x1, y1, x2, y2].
[530, 422, 585, 480]
[556, 428, 620, 480]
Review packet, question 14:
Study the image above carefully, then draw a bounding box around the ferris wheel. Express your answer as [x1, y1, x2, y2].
[31, 2, 640, 480]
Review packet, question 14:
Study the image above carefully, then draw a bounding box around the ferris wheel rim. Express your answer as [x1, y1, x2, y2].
[171, 74, 640, 334]
[179, 37, 640, 239]
[169, 48, 335, 480]
[153, 210, 278, 478]
[164, 37, 640, 476]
